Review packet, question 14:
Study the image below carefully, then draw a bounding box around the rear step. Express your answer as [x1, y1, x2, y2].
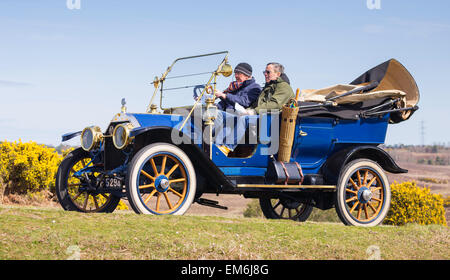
[195, 198, 228, 210]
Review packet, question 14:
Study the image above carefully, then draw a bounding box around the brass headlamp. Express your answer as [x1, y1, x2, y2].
[80, 126, 103, 151]
[112, 123, 134, 150]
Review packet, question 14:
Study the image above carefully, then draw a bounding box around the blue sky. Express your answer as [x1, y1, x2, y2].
[1, 0, 449, 146]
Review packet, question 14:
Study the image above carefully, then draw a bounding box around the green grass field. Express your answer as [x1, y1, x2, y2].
[0, 205, 448, 260]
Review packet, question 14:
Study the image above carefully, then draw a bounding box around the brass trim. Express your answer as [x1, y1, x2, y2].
[80, 126, 103, 152]
[112, 123, 134, 150]
[236, 184, 336, 190]
[146, 51, 229, 113]
[178, 54, 230, 131]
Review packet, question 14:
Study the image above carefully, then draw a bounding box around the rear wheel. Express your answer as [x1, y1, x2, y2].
[126, 143, 196, 215]
[55, 148, 120, 213]
[259, 197, 313, 222]
[335, 159, 391, 226]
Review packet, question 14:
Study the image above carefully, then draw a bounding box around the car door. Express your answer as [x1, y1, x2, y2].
[291, 117, 335, 170]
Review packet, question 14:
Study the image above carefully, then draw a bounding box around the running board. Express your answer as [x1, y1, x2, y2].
[195, 198, 228, 210]
[237, 184, 336, 190]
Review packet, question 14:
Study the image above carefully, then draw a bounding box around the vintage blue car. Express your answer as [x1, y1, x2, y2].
[56, 51, 419, 226]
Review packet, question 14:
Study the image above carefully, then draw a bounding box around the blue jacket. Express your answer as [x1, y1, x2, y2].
[217, 78, 262, 111]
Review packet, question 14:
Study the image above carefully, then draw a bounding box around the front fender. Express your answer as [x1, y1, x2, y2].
[61, 131, 82, 142]
[131, 126, 235, 193]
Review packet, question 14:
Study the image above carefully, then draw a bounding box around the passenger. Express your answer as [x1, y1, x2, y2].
[216, 62, 294, 156]
[214, 62, 262, 111]
[245, 62, 294, 115]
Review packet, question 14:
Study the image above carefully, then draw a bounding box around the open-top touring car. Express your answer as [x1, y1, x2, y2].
[56, 51, 419, 226]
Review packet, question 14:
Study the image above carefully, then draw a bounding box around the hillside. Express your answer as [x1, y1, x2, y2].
[0, 205, 448, 260]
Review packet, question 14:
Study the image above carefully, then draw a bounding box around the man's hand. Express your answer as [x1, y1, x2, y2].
[214, 89, 226, 99]
[245, 108, 256, 115]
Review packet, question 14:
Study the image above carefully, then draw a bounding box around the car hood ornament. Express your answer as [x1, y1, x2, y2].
[121, 98, 127, 113]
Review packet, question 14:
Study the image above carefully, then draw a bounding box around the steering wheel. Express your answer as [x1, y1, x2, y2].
[193, 85, 214, 105]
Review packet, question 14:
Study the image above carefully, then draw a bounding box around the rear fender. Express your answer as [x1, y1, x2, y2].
[322, 145, 407, 184]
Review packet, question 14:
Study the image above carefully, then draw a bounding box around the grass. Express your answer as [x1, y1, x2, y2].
[0, 205, 449, 260]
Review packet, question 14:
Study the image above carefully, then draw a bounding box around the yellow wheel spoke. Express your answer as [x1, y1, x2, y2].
[156, 193, 161, 211]
[371, 187, 382, 192]
[139, 183, 155, 190]
[368, 201, 377, 213]
[350, 201, 360, 212]
[356, 171, 362, 188]
[144, 189, 158, 204]
[163, 193, 173, 209]
[346, 188, 358, 195]
[371, 197, 382, 202]
[366, 177, 377, 188]
[346, 196, 358, 203]
[169, 178, 186, 184]
[150, 158, 158, 176]
[141, 170, 155, 181]
[168, 187, 183, 198]
[357, 205, 362, 220]
[349, 178, 359, 190]
[160, 156, 167, 175]
[364, 204, 369, 219]
[166, 164, 180, 178]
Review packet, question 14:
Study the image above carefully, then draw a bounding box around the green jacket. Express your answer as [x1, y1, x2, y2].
[251, 77, 294, 114]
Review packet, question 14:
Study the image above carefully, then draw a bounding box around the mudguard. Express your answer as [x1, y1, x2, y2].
[321, 145, 407, 185]
[131, 126, 235, 193]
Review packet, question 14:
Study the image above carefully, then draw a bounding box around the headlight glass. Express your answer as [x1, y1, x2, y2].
[113, 123, 133, 149]
[80, 126, 103, 151]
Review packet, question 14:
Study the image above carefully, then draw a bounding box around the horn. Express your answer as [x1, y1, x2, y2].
[218, 63, 233, 77]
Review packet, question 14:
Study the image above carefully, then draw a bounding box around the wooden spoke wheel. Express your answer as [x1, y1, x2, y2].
[55, 148, 120, 213]
[259, 197, 313, 222]
[335, 159, 391, 226]
[126, 143, 196, 215]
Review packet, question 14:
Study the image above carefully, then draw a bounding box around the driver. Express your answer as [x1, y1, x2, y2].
[215, 62, 294, 156]
[214, 62, 262, 111]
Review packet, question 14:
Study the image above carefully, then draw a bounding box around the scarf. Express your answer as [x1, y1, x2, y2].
[223, 80, 244, 94]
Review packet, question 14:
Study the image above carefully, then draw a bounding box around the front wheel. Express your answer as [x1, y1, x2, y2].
[126, 143, 196, 215]
[55, 148, 121, 213]
[335, 159, 391, 226]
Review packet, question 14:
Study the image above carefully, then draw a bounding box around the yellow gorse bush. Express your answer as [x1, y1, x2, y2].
[0, 140, 61, 194]
[384, 181, 447, 226]
[0, 140, 128, 210]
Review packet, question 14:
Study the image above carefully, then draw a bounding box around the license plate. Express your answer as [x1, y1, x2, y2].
[105, 177, 123, 188]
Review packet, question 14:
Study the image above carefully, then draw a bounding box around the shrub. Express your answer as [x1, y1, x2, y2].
[384, 181, 447, 226]
[243, 199, 263, 218]
[0, 140, 61, 195]
[0, 140, 128, 210]
[444, 196, 450, 208]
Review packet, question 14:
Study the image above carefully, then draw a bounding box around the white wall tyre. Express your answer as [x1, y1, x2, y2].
[126, 143, 196, 215]
[335, 159, 391, 227]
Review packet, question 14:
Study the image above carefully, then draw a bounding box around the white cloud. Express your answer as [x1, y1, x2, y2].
[0, 80, 32, 87]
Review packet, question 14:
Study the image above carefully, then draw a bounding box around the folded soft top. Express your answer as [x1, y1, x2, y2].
[299, 59, 420, 123]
